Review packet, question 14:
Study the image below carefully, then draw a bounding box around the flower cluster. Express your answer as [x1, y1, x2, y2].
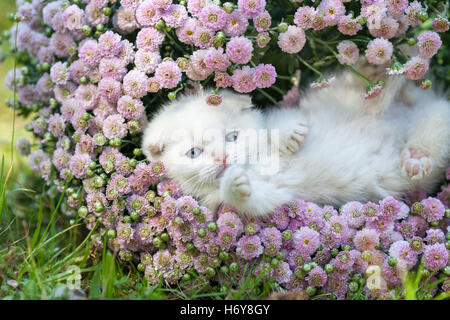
[4, 0, 450, 299]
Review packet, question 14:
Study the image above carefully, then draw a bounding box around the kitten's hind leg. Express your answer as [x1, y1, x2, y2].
[401, 99, 450, 180]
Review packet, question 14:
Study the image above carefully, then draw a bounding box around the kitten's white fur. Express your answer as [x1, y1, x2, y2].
[142, 63, 450, 218]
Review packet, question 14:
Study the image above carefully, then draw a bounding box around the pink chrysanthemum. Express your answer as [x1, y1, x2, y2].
[294, 6, 314, 29]
[417, 31, 442, 58]
[223, 11, 249, 37]
[154, 61, 182, 89]
[423, 243, 448, 271]
[236, 235, 263, 260]
[253, 63, 277, 88]
[238, 0, 266, 19]
[365, 38, 393, 65]
[226, 36, 254, 64]
[433, 16, 449, 33]
[336, 40, 359, 65]
[136, 27, 165, 51]
[403, 56, 429, 80]
[277, 25, 306, 54]
[199, 4, 227, 31]
[231, 66, 256, 93]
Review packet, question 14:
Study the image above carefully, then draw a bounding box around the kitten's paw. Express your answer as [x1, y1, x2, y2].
[224, 166, 251, 200]
[400, 148, 432, 180]
[280, 123, 308, 155]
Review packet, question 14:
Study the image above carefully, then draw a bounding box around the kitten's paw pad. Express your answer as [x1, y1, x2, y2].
[280, 123, 308, 155]
[227, 167, 251, 199]
[400, 148, 432, 180]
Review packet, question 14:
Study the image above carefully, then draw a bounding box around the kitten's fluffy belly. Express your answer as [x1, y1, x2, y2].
[142, 68, 450, 217]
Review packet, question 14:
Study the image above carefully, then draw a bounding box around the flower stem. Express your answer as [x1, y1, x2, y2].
[296, 55, 322, 77]
[257, 88, 280, 106]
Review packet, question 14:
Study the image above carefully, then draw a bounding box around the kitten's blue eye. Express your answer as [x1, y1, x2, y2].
[225, 131, 239, 142]
[186, 147, 202, 158]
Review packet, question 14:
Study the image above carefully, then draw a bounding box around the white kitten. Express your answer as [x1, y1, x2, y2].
[142, 65, 450, 218]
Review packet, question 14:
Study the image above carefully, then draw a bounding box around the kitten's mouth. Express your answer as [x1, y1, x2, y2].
[215, 164, 228, 179]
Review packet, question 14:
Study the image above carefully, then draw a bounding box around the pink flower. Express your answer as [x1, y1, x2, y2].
[117, 95, 145, 120]
[123, 70, 148, 98]
[136, 27, 165, 51]
[336, 40, 359, 65]
[433, 17, 449, 33]
[79, 40, 101, 67]
[294, 6, 314, 29]
[337, 15, 362, 36]
[417, 31, 442, 58]
[253, 10, 271, 32]
[162, 4, 188, 28]
[405, 0, 423, 27]
[231, 66, 256, 93]
[98, 31, 122, 57]
[365, 38, 393, 65]
[237, 0, 266, 19]
[253, 63, 277, 88]
[103, 114, 127, 139]
[278, 25, 306, 54]
[204, 48, 230, 72]
[310, 76, 336, 90]
[223, 11, 249, 37]
[134, 49, 161, 74]
[363, 83, 383, 99]
[199, 4, 227, 31]
[403, 56, 429, 80]
[226, 36, 254, 64]
[154, 60, 182, 89]
[205, 93, 222, 106]
[214, 72, 233, 88]
[135, 0, 162, 27]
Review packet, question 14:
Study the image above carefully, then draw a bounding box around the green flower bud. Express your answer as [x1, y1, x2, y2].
[94, 201, 104, 213]
[82, 25, 92, 36]
[197, 228, 207, 238]
[277, 22, 288, 33]
[102, 7, 112, 16]
[324, 263, 334, 274]
[78, 206, 88, 218]
[133, 148, 142, 157]
[282, 229, 293, 241]
[107, 229, 116, 238]
[168, 92, 177, 100]
[219, 251, 229, 261]
[330, 247, 339, 257]
[306, 286, 316, 296]
[388, 256, 397, 267]
[270, 258, 279, 268]
[152, 236, 163, 248]
[349, 281, 359, 293]
[208, 222, 218, 232]
[407, 38, 417, 46]
[160, 232, 170, 242]
[130, 211, 140, 221]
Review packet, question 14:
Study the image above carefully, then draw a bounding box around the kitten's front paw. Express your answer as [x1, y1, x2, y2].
[280, 123, 308, 155]
[400, 148, 432, 180]
[223, 166, 251, 200]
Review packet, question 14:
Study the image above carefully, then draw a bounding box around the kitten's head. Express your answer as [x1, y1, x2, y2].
[142, 90, 262, 190]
